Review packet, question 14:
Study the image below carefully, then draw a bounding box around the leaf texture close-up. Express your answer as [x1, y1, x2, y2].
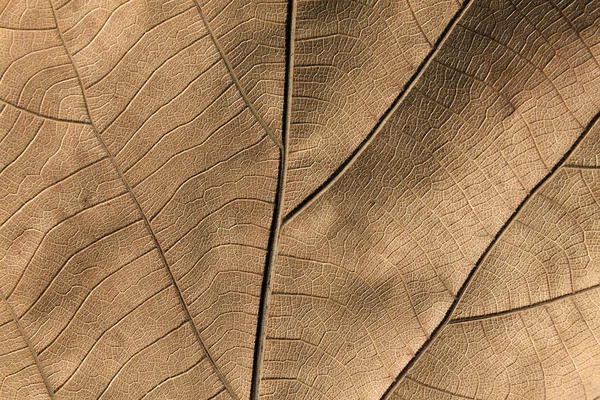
[1, 0, 600, 399]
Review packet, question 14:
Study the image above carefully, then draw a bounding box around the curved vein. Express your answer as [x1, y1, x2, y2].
[379, 110, 600, 400]
[191, 0, 282, 150]
[249, 0, 296, 397]
[282, 0, 474, 228]
[46, 2, 240, 398]
[0, 290, 55, 399]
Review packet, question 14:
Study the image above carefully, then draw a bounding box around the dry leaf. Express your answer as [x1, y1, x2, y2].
[1, 0, 599, 399]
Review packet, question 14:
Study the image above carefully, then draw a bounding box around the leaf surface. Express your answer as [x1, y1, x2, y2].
[0, 0, 599, 399]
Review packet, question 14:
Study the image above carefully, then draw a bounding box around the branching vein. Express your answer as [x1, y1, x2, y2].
[46, 2, 239, 398]
[250, 0, 296, 398]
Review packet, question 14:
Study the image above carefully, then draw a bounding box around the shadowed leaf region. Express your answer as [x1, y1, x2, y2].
[0, 0, 599, 399]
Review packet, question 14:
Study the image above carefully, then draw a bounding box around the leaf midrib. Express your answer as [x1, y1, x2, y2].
[249, 0, 476, 398]
[249, 0, 297, 398]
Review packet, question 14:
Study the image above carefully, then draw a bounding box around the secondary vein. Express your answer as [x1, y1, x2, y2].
[449, 281, 600, 325]
[47, 3, 238, 399]
[282, 0, 475, 228]
[380, 110, 600, 400]
[0, 291, 56, 400]
[191, 0, 283, 151]
[0, 98, 91, 126]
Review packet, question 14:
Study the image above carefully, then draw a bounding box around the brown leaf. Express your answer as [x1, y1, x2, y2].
[0, 0, 599, 399]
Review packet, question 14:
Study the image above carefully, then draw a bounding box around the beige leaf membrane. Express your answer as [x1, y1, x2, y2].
[2, 0, 279, 398]
[284, 0, 462, 214]
[1, 0, 599, 399]
[264, 0, 600, 399]
[391, 119, 600, 400]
